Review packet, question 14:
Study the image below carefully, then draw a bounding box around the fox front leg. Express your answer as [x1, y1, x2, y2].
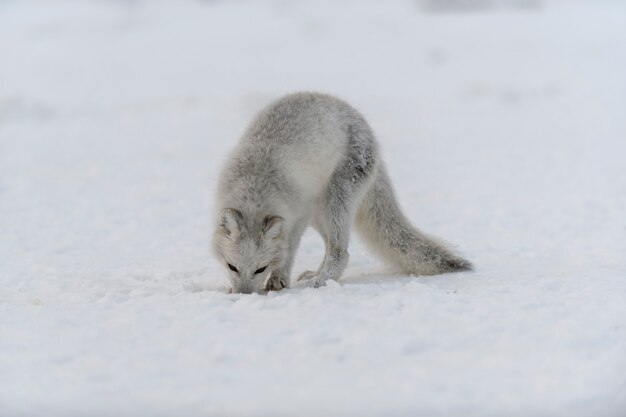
[264, 219, 307, 292]
[298, 214, 351, 288]
[264, 272, 289, 292]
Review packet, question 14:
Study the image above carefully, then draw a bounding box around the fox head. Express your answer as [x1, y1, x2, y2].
[213, 208, 286, 294]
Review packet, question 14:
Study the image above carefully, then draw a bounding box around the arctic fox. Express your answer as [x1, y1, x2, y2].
[213, 92, 471, 294]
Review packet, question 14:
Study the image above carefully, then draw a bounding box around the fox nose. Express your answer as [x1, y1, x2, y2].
[234, 282, 254, 294]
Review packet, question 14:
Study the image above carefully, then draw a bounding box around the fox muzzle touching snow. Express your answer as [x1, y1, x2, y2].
[213, 92, 471, 294]
[213, 208, 288, 294]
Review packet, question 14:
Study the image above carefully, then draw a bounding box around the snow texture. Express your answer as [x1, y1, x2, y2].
[1, 1, 625, 416]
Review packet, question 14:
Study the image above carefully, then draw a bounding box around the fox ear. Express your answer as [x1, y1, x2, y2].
[219, 208, 243, 237]
[262, 215, 284, 239]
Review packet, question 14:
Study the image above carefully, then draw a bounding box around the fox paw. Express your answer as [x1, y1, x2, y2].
[297, 271, 326, 288]
[297, 270, 318, 282]
[264, 275, 289, 292]
[309, 279, 326, 288]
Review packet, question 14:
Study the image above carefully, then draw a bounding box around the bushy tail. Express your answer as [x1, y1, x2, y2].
[355, 166, 472, 275]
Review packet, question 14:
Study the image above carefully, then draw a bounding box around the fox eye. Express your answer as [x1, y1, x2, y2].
[227, 263, 238, 273]
[254, 266, 267, 274]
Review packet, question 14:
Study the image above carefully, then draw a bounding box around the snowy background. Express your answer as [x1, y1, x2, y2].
[1, 0, 625, 416]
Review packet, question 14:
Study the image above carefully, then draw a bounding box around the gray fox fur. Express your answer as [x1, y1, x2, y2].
[213, 92, 471, 294]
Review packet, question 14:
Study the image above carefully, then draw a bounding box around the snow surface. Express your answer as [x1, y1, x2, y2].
[1, 1, 625, 416]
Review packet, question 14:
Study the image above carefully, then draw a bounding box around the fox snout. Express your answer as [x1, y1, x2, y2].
[231, 280, 263, 295]
[234, 285, 253, 294]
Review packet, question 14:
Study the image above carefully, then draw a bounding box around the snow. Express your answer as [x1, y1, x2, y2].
[1, 0, 625, 416]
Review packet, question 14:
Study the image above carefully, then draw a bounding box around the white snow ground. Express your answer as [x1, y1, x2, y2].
[1, 1, 625, 416]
